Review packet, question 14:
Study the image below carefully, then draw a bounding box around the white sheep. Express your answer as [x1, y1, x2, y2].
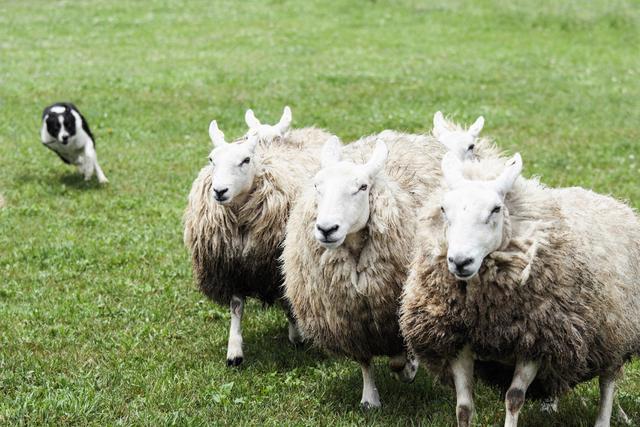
[244, 106, 292, 142]
[282, 132, 450, 408]
[432, 111, 485, 161]
[400, 152, 640, 427]
[183, 108, 330, 366]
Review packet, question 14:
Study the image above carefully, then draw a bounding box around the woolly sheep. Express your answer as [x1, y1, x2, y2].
[183, 108, 331, 366]
[432, 111, 485, 161]
[399, 152, 640, 427]
[245, 106, 292, 142]
[282, 131, 453, 408]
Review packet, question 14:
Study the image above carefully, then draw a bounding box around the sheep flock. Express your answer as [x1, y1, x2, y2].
[184, 107, 640, 427]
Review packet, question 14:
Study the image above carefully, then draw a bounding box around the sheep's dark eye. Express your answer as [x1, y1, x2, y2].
[240, 157, 250, 166]
[491, 206, 501, 215]
[359, 184, 368, 192]
[440, 206, 445, 214]
[208, 156, 213, 163]
[468, 144, 475, 151]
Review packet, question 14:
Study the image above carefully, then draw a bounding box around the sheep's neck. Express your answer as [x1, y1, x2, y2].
[343, 230, 368, 259]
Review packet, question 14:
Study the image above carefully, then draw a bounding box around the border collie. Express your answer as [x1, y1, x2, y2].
[40, 102, 108, 183]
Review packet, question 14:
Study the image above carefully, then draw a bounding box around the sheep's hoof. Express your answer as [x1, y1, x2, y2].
[391, 371, 416, 384]
[226, 356, 243, 367]
[390, 358, 419, 383]
[456, 404, 472, 427]
[360, 401, 381, 411]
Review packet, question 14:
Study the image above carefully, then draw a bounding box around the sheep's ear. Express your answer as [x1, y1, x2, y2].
[441, 151, 465, 189]
[208, 120, 227, 147]
[276, 106, 292, 134]
[245, 134, 259, 152]
[468, 116, 485, 138]
[365, 140, 388, 178]
[245, 109, 260, 129]
[321, 136, 342, 168]
[494, 153, 522, 197]
[433, 111, 446, 134]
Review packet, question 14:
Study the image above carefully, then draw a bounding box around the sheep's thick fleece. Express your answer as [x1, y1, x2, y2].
[400, 169, 640, 398]
[183, 127, 330, 306]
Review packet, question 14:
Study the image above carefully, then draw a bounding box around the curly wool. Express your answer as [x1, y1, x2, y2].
[400, 166, 640, 398]
[283, 132, 453, 361]
[183, 127, 330, 306]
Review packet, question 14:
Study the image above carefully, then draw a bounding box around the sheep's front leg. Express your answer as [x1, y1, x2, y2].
[451, 346, 475, 427]
[360, 360, 381, 409]
[594, 371, 618, 427]
[389, 351, 419, 383]
[226, 295, 244, 366]
[504, 360, 539, 427]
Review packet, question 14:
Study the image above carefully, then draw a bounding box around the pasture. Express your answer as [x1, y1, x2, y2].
[1, 0, 639, 425]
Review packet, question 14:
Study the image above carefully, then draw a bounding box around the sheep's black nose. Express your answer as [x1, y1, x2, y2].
[214, 188, 228, 198]
[61, 135, 69, 143]
[316, 224, 339, 238]
[448, 256, 474, 271]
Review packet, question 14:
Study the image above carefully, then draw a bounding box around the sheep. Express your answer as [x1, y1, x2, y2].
[183, 108, 331, 366]
[282, 131, 452, 409]
[244, 106, 292, 142]
[432, 111, 485, 161]
[399, 152, 640, 427]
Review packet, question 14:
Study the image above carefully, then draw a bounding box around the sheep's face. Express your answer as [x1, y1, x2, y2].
[313, 137, 388, 249]
[244, 106, 292, 143]
[433, 111, 484, 161]
[207, 121, 259, 205]
[440, 152, 522, 280]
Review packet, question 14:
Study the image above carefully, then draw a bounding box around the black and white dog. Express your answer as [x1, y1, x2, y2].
[40, 102, 108, 183]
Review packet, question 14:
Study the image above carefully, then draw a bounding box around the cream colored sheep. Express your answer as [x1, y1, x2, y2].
[183, 109, 330, 366]
[282, 131, 447, 408]
[400, 152, 640, 427]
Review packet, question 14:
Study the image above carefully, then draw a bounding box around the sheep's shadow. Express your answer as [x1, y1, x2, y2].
[238, 317, 331, 372]
[319, 359, 452, 422]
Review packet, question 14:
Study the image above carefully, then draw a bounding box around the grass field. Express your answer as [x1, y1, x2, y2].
[1, 0, 639, 425]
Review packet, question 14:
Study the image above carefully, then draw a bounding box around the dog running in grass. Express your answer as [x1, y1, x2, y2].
[40, 102, 108, 183]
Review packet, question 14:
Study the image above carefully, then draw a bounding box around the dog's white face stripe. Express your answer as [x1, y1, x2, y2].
[50, 106, 66, 114]
[57, 115, 69, 141]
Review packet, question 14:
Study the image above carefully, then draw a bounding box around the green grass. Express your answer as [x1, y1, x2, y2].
[1, 0, 639, 425]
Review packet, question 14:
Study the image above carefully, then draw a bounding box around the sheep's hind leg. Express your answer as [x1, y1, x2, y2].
[540, 397, 559, 413]
[226, 295, 244, 367]
[389, 352, 419, 383]
[594, 371, 618, 427]
[451, 346, 475, 427]
[504, 359, 539, 427]
[286, 312, 303, 347]
[360, 360, 381, 409]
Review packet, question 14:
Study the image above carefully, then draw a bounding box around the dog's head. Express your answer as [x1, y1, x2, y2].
[41, 105, 78, 145]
